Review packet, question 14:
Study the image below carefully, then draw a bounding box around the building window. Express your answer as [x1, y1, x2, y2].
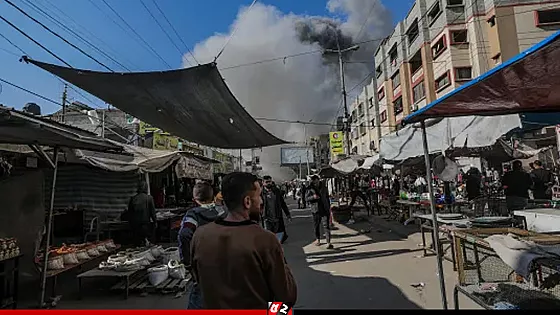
[389, 45, 398, 67]
[393, 96, 403, 115]
[358, 103, 364, 117]
[371, 118, 376, 128]
[351, 110, 357, 123]
[488, 15, 496, 27]
[380, 110, 387, 123]
[359, 123, 366, 135]
[450, 30, 468, 45]
[406, 19, 419, 46]
[447, 0, 463, 6]
[428, 1, 442, 26]
[535, 9, 560, 26]
[370, 141, 376, 151]
[412, 81, 425, 103]
[455, 67, 472, 81]
[409, 49, 422, 74]
[378, 87, 385, 100]
[352, 128, 359, 139]
[432, 35, 447, 59]
[392, 71, 401, 88]
[435, 72, 451, 91]
[376, 65, 383, 78]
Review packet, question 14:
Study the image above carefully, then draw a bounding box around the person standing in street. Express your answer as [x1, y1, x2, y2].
[190, 172, 297, 309]
[262, 175, 292, 244]
[502, 160, 533, 212]
[298, 182, 308, 209]
[178, 182, 227, 309]
[307, 175, 333, 249]
[530, 160, 553, 200]
[127, 181, 157, 246]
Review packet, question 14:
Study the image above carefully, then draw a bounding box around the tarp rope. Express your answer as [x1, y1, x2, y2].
[213, 0, 258, 63]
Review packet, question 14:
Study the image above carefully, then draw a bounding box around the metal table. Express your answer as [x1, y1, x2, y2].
[414, 213, 470, 270]
[77, 268, 142, 300]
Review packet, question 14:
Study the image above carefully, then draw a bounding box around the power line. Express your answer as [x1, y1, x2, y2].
[3, 0, 113, 71]
[100, 0, 172, 69]
[355, 0, 379, 40]
[40, 0, 140, 70]
[139, 0, 187, 64]
[0, 13, 71, 67]
[0, 46, 19, 57]
[0, 32, 26, 55]
[150, 0, 199, 65]
[19, 0, 131, 71]
[219, 49, 323, 70]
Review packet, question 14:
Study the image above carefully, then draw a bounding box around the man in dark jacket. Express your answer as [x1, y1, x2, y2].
[306, 175, 333, 249]
[178, 181, 227, 309]
[502, 160, 533, 212]
[127, 181, 157, 246]
[531, 160, 553, 200]
[262, 175, 291, 244]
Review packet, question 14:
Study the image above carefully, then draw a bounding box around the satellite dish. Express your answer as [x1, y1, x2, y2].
[433, 155, 459, 181]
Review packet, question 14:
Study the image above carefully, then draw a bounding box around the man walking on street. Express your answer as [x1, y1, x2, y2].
[262, 175, 292, 244]
[178, 182, 227, 309]
[307, 175, 333, 249]
[190, 172, 297, 309]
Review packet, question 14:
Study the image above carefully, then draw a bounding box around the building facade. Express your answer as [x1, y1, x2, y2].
[350, 0, 560, 156]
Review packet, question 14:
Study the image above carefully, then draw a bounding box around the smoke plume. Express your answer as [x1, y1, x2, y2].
[183, 0, 392, 181]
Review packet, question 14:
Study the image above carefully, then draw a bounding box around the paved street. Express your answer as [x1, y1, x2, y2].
[47, 199, 478, 309]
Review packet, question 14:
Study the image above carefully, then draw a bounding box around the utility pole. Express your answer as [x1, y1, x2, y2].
[61, 84, 68, 123]
[324, 43, 360, 156]
[239, 149, 242, 171]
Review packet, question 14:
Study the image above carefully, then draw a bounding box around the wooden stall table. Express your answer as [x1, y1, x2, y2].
[0, 254, 22, 309]
[452, 228, 560, 309]
[44, 246, 120, 298]
[77, 268, 141, 300]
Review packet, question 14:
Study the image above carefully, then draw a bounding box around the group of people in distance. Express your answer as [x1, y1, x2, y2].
[175, 172, 332, 310]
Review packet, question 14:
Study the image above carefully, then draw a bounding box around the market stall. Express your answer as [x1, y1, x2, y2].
[0, 106, 124, 308]
[403, 29, 560, 309]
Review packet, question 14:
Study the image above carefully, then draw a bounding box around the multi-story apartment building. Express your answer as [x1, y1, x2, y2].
[349, 0, 560, 156]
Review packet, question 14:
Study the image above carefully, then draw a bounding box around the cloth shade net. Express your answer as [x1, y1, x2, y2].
[25, 58, 288, 149]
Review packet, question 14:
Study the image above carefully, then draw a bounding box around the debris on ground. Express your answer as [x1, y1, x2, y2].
[410, 282, 425, 289]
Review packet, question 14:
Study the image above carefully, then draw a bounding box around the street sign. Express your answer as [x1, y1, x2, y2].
[329, 131, 344, 158]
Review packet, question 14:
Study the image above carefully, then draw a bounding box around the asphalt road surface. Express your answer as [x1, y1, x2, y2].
[50, 198, 478, 309]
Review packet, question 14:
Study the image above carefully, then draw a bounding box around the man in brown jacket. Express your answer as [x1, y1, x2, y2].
[190, 172, 297, 309]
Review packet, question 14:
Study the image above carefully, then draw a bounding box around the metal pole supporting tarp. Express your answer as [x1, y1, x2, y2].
[39, 146, 59, 307]
[420, 121, 448, 309]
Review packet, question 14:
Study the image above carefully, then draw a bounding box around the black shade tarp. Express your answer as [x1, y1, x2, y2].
[26, 58, 288, 149]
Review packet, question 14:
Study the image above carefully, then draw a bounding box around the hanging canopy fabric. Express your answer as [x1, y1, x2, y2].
[24, 58, 288, 149]
[62, 139, 217, 179]
[380, 115, 521, 162]
[0, 106, 123, 152]
[404, 30, 560, 124]
[330, 154, 368, 174]
[359, 154, 381, 170]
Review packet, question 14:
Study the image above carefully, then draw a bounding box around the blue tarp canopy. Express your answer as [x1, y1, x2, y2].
[404, 30, 560, 124]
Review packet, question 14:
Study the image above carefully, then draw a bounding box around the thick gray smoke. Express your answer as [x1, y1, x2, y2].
[183, 0, 392, 181]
